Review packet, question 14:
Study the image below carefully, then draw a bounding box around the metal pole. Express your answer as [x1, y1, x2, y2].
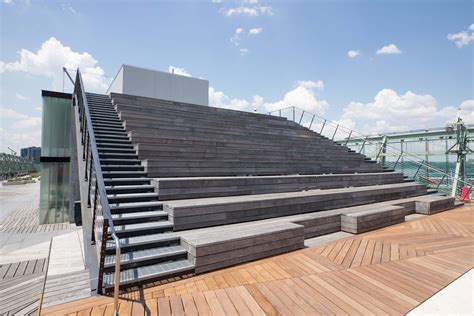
[298, 111, 305, 125]
[293, 107, 295, 122]
[413, 160, 425, 179]
[331, 125, 339, 141]
[320, 120, 327, 135]
[393, 152, 403, 169]
[436, 174, 446, 190]
[345, 130, 353, 146]
[309, 115, 315, 130]
[359, 137, 367, 154]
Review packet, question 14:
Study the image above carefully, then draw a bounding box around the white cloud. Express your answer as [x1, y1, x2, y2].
[252, 95, 263, 108]
[0, 108, 28, 120]
[209, 87, 250, 110]
[240, 48, 249, 55]
[296, 80, 324, 90]
[0, 37, 109, 93]
[3, 0, 13, 4]
[13, 117, 41, 129]
[61, 3, 76, 14]
[376, 44, 402, 55]
[168, 65, 191, 77]
[339, 89, 471, 134]
[222, 3, 273, 17]
[15, 93, 29, 101]
[0, 108, 41, 153]
[263, 80, 329, 114]
[455, 99, 474, 124]
[211, 0, 223, 3]
[248, 27, 262, 35]
[347, 50, 361, 58]
[230, 28, 244, 46]
[447, 24, 474, 47]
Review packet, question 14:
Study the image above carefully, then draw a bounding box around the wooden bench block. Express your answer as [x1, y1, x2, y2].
[340, 205, 406, 234]
[415, 196, 455, 215]
[180, 222, 305, 274]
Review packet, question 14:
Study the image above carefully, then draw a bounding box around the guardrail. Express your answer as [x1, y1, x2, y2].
[73, 69, 121, 314]
[268, 106, 473, 199]
[0, 153, 36, 180]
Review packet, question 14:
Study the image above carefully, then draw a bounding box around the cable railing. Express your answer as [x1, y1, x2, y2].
[73, 69, 121, 314]
[268, 106, 473, 199]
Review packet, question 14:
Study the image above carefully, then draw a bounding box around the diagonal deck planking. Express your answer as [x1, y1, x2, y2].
[42, 204, 474, 315]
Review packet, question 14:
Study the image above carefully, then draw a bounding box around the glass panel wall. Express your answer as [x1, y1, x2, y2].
[39, 162, 70, 224]
[39, 92, 72, 224]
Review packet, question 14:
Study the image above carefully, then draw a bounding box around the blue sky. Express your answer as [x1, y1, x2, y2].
[1, 0, 473, 153]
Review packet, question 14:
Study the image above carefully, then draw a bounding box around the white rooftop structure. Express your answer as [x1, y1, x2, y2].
[107, 64, 209, 106]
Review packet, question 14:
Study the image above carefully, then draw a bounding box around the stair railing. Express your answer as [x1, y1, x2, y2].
[73, 69, 121, 314]
[268, 106, 473, 199]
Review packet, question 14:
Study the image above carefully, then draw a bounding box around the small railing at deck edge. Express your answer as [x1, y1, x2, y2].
[72, 69, 121, 314]
[268, 106, 473, 200]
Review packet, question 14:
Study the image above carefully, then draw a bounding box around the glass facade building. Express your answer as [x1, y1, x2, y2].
[39, 91, 73, 224]
[20, 146, 41, 164]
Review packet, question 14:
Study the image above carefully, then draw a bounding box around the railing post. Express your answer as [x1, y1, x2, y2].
[436, 174, 446, 190]
[309, 115, 315, 130]
[298, 111, 305, 124]
[359, 137, 367, 154]
[345, 130, 353, 146]
[393, 152, 403, 169]
[331, 124, 339, 141]
[87, 161, 93, 207]
[413, 160, 425, 179]
[279, 109, 281, 117]
[293, 107, 295, 122]
[320, 120, 327, 135]
[84, 135, 90, 179]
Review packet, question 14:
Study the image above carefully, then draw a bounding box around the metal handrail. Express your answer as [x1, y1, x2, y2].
[74, 69, 121, 314]
[268, 105, 473, 196]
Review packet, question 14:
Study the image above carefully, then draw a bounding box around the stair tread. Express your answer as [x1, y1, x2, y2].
[108, 193, 159, 199]
[104, 245, 186, 266]
[106, 233, 180, 249]
[111, 210, 168, 220]
[113, 221, 173, 232]
[103, 171, 147, 177]
[103, 259, 194, 286]
[110, 201, 163, 210]
[105, 178, 151, 182]
[106, 184, 154, 190]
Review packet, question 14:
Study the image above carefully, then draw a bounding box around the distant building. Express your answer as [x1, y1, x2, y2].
[21, 146, 41, 164]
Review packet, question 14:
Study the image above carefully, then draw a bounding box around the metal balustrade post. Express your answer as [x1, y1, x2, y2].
[293, 107, 295, 122]
[413, 160, 425, 180]
[331, 125, 339, 141]
[298, 111, 305, 124]
[345, 130, 353, 146]
[436, 174, 446, 190]
[393, 152, 403, 169]
[359, 137, 367, 154]
[309, 115, 315, 130]
[279, 109, 281, 117]
[85, 135, 90, 179]
[87, 159, 92, 207]
[320, 120, 326, 134]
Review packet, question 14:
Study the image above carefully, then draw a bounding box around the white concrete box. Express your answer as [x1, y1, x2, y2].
[107, 64, 209, 106]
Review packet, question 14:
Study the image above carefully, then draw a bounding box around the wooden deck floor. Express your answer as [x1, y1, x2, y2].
[42, 205, 474, 315]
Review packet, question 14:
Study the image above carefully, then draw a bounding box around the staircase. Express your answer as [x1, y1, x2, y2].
[83, 92, 194, 292]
